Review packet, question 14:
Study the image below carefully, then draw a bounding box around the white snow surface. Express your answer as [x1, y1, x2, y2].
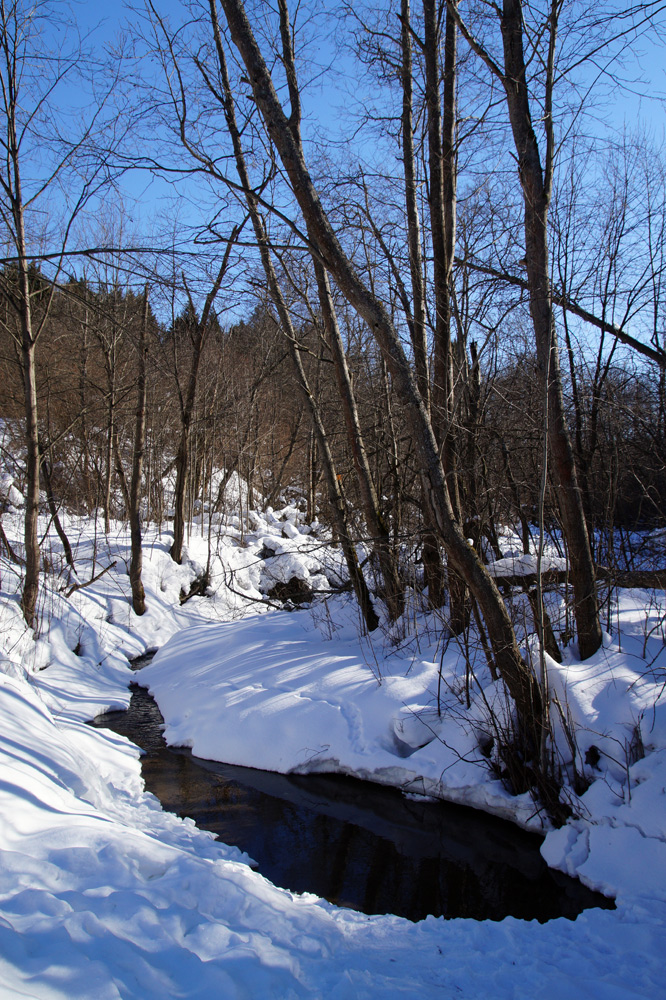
[0, 502, 665, 997]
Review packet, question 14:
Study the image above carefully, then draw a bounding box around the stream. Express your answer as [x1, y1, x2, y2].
[91, 662, 614, 924]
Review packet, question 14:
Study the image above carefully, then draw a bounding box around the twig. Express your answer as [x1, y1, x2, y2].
[0, 522, 24, 565]
[64, 561, 117, 598]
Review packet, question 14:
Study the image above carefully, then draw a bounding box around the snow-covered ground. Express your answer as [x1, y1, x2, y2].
[1, 494, 666, 998]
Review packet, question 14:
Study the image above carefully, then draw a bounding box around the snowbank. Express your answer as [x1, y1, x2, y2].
[138, 595, 666, 914]
[0, 501, 665, 997]
[2, 658, 665, 999]
[138, 606, 542, 827]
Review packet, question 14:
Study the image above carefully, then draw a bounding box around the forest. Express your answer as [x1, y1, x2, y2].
[2, 1, 666, 996]
[3, 0, 665, 815]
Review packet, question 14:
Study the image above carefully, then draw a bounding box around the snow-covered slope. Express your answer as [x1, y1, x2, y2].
[0, 503, 665, 997]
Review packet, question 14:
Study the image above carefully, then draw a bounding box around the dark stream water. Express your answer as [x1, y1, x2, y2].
[91, 666, 614, 924]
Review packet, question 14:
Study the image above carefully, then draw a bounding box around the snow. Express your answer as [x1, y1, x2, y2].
[0, 501, 665, 997]
[137, 610, 540, 824]
[486, 551, 568, 578]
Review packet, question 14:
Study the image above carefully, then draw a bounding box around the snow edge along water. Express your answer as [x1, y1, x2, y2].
[0, 503, 665, 997]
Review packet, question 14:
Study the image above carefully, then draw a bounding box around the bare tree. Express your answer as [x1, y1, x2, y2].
[128, 287, 150, 615]
[208, 13, 380, 631]
[169, 240, 241, 565]
[448, 0, 603, 658]
[274, 0, 404, 620]
[0, 1, 124, 627]
[214, 0, 568, 821]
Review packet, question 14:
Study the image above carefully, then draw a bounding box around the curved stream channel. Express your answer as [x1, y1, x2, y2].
[91, 660, 613, 924]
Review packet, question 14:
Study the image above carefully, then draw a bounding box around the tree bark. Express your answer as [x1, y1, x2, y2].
[498, 0, 602, 659]
[424, 0, 456, 454]
[129, 289, 149, 616]
[21, 315, 40, 629]
[400, 0, 430, 410]
[423, 0, 468, 630]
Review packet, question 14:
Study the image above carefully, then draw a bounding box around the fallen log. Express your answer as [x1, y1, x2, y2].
[489, 566, 666, 590]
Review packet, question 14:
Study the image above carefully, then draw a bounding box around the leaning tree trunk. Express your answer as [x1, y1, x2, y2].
[313, 259, 404, 621]
[211, 17, 379, 632]
[216, 0, 546, 730]
[273, 1, 402, 621]
[282, 320, 380, 633]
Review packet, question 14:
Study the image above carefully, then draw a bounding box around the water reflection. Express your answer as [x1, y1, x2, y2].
[92, 683, 614, 923]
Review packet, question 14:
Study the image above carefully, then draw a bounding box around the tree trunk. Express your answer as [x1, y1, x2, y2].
[400, 0, 429, 410]
[171, 423, 190, 564]
[307, 430, 316, 523]
[21, 324, 40, 629]
[279, 0, 402, 621]
[39, 443, 76, 573]
[14, 193, 40, 628]
[217, 0, 543, 729]
[210, 13, 379, 632]
[102, 337, 116, 535]
[171, 250, 236, 563]
[313, 260, 404, 620]
[129, 289, 149, 616]
[498, 0, 602, 659]
[79, 302, 93, 511]
[423, 0, 468, 633]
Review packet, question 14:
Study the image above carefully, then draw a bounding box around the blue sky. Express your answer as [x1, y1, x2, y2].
[57, 0, 666, 322]
[74, 0, 665, 187]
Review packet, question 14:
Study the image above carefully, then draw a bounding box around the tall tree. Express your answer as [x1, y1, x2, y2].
[450, 0, 603, 658]
[208, 10, 380, 631]
[275, 0, 404, 620]
[0, 1, 121, 627]
[128, 287, 150, 615]
[214, 0, 566, 820]
[169, 241, 240, 565]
